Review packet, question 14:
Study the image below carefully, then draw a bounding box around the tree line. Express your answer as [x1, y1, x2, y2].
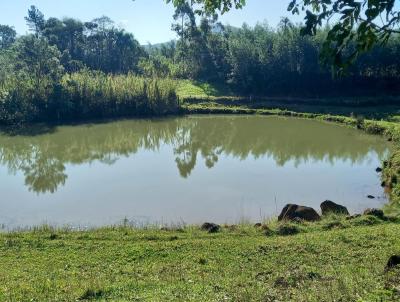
[0, 5, 399, 124]
[145, 3, 400, 95]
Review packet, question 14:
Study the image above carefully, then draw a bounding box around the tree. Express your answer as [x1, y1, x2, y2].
[0, 25, 16, 49]
[166, 0, 400, 70]
[172, 2, 198, 77]
[84, 16, 145, 73]
[13, 35, 64, 115]
[171, 3, 226, 80]
[166, 0, 246, 14]
[14, 36, 64, 84]
[39, 14, 145, 73]
[25, 5, 46, 37]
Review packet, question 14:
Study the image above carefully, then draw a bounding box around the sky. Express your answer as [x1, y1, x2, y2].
[0, 0, 303, 44]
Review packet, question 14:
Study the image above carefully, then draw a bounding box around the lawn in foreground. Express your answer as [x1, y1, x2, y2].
[1, 219, 400, 301]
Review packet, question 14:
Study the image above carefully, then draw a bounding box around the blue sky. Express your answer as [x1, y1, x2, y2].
[0, 0, 302, 44]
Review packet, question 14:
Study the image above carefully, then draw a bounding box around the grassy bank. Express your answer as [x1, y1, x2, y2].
[1, 216, 400, 301]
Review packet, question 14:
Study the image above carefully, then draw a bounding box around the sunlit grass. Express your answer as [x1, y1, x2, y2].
[1, 216, 399, 301]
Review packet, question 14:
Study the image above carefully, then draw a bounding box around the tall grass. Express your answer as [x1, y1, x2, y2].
[0, 70, 180, 124]
[61, 71, 179, 119]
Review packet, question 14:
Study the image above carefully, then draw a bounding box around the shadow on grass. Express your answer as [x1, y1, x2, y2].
[0, 123, 57, 137]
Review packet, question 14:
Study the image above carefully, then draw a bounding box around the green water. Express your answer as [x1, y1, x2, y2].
[0, 115, 391, 227]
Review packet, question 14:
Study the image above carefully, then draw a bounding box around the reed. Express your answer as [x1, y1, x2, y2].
[0, 70, 180, 124]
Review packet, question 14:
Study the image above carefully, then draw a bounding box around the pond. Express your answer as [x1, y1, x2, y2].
[0, 115, 391, 228]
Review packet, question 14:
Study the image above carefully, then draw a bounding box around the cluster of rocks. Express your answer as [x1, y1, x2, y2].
[199, 199, 400, 273]
[200, 200, 386, 233]
[277, 200, 385, 222]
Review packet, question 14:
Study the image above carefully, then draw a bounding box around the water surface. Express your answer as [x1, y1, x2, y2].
[0, 115, 390, 228]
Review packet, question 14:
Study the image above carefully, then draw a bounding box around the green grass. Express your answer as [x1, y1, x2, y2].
[1, 216, 400, 301]
[176, 80, 233, 98]
[178, 81, 400, 120]
[383, 149, 400, 216]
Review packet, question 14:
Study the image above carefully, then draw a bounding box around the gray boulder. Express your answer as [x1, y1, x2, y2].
[385, 255, 400, 272]
[201, 222, 220, 233]
[320, 200, 350, 216]
[278, 204, 320, 222]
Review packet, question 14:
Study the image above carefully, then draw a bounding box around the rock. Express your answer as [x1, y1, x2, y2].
[385, 255, 400, 271]
[320, 200, 349, 216]
[200, 222, 220, 233]
[363, 208, 385, 219]
[381, 181, 386, 187]
[376, 167, 383, 172]
[278, 204, 320, 222]
[367, 195, 376, 199]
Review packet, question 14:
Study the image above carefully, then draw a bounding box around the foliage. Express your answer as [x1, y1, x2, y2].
[383, 149, 400, 216]
[166, 1, 400, 71]
[0, 70, 179, 124]
[25, 5, 45, 37]
[139, 54, 185, 78]
[288, 0, 400, 71]
[154, 7, 400, 95]
[60, 71, 179, 119]
[0, 5, 400, 125]
[0, 25, 16, 49]
[165, 0, 246, 14]
[171, 4, 226, 80]
[0, 35, 64, 124]
[208, 21, 399, 95]
[25, 7, 146, 74]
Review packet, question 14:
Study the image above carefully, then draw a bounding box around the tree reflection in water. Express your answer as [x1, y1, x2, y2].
[0, 116, 390, 193]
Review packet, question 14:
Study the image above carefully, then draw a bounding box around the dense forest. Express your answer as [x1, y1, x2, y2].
[0, 5, 400, 124]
